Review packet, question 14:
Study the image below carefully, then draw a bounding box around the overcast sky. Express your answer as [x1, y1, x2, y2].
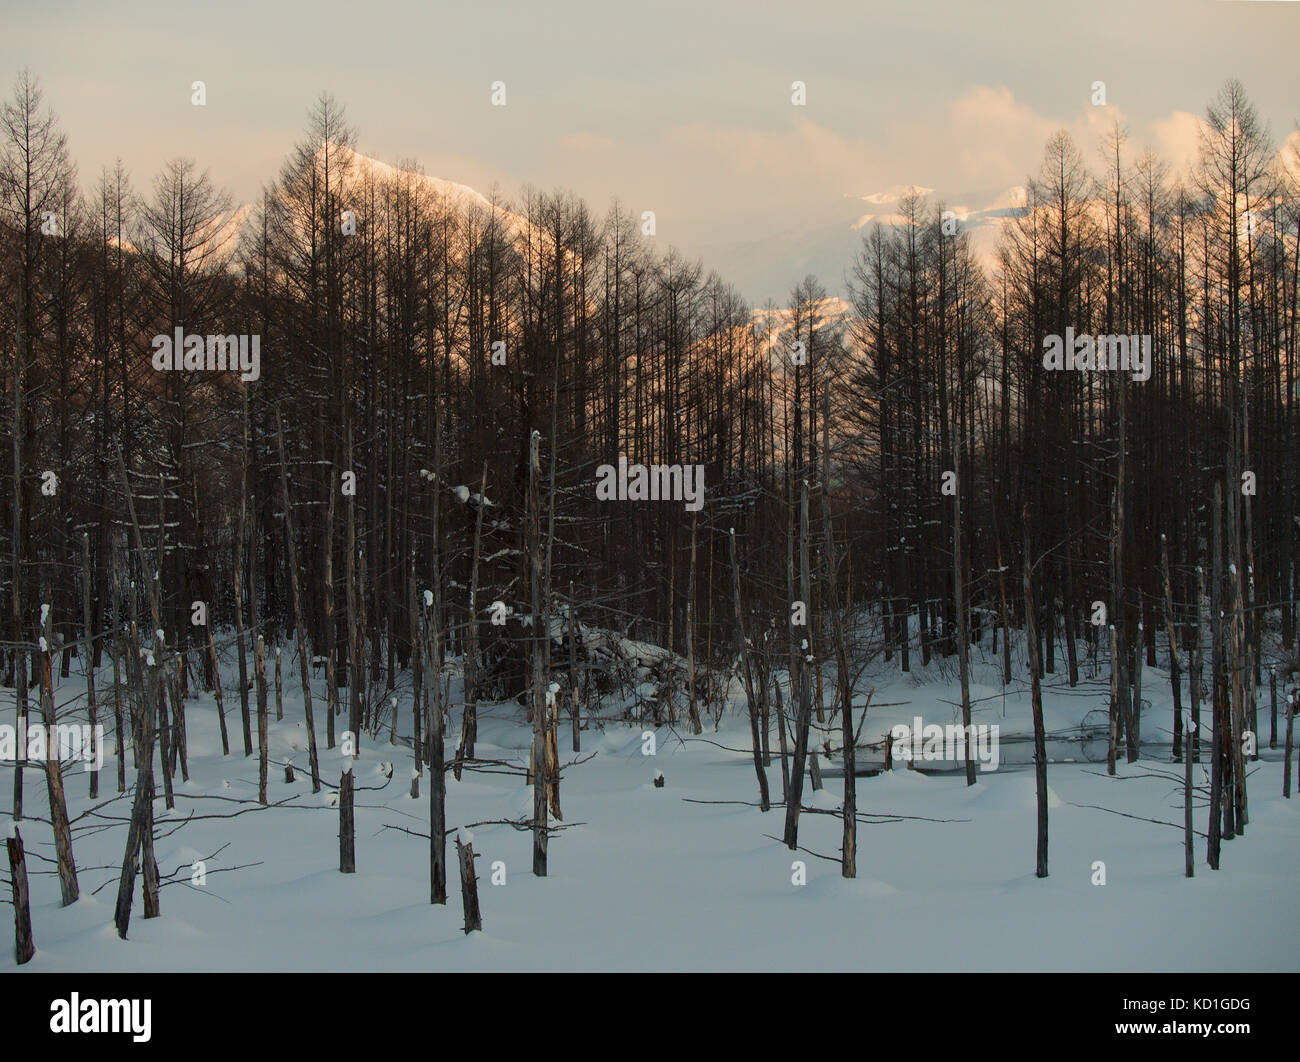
[5, 0, 1297, 301]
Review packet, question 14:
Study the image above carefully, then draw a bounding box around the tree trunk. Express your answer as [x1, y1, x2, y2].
[456, 834, 482, 933]
[686, 514, 702, 734]
[528, 432, 549, 876]
[115, 649, 159, 938]
[206, 622, 229, 757]
[1209, 481, 1225, 868]
[256, 633, 269, 804]
[233, 492, 252, 757]
[324, 475, 338, 750]
[1129, 622, 1143, 762]
[953, 417, 975, 785]
[568, 579, 581, 753]
[274, 647, 283, 722]
[783, 481, 814, 849]
[344, 422, 361, 758]
[11, 291, 27, 824]
[457, 462, 489, 774]
[423, 597, 447, 904]
[1023, 510, 1049, 878]
[274, 406, 320, 790]
[80, 534, 99, 799]
[39, 594, 79, 904]
[1110, 377, 1129, 770]
[1184, 702, 1195, 877]
[1162, 536, 1184, 761]
[339, 768, 355, 873]
[1283, 691, 1294, 799]
[7, 827, 35, 964]
[729, 528, 769, 812]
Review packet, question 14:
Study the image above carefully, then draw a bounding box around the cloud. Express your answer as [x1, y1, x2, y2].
[1152, 110, 1208, 183]
[945, 86, 1061, 186]
[536, 85, 1215, 258]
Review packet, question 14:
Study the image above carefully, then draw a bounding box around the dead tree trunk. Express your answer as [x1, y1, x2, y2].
[1192, 567, 1204, 763]
[1270, 669, 1277, 750]
[339, 768, 355, 873]
[1130, 622, 1144, 761]
[111, 640, 125, 791]
[952, 417, 975, 786]
[324, 476, 338, 750]
[456, 833, 482, 933]
[1228, 563, 1248, 831]
[7, 827, 35, 964]
[568, 579, 580, 753]
[141, 667, 161, 920]
[233, 485, 252, 757]
[456, 462, 488, 775]
[1284, 690, 1295, 799]
[274, 407, 320, 791]
[686, 514, 702, 734]
[344, 422, 362, 758]
[39, 594, 79, 905]
[274, 647, 283, 722]
[993, 522, 1013, 687]
[1023, 510, 1049, 878]
[1209, 481, 1225, 868]
[783, 481, 814, 850]
[1162, 535, 1184, 761]
[1110, 377, 1129, 770]
[107, 538, 127, 784]
[206, 622, 229, 756]
[114, 650, 159, 938]
[423, 595, 447, 904]
[1108, 624, 1119, 777]
[822, 385, 857, 870]
[729, 528, 769, 812]
[249, 481, 269, 783]
[256, 633, 269, 804]
[10, 297, 27, 823]
[408, 557, 423, 772]
[1184, 704, 1195, 877]
[81, 533, 99, 799]
[528, 432, 549, 876]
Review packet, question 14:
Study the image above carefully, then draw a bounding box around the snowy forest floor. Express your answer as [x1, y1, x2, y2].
[3, 631, 1297, 972]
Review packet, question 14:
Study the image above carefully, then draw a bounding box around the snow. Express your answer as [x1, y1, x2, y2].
[2, 622, 1296, 972]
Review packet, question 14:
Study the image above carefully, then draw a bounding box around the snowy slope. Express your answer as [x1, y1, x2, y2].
[3, 621, 1296, 972]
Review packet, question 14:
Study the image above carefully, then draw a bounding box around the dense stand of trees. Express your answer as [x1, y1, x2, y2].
[2, 71, 1297, 850]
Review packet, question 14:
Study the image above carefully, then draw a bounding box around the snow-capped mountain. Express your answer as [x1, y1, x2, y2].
[697, 184, 1028, 307]
[216, 129, 1300, 310]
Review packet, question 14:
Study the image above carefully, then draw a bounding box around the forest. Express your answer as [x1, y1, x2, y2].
[1, 69, 1297, 965]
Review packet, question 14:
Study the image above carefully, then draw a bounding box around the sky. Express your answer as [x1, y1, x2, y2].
[3, 0, 1298, 303]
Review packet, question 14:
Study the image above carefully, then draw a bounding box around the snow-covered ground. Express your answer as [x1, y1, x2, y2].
[3, 630, 1297, 972]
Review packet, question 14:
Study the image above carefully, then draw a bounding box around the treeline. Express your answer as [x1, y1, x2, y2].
[1, 70, 1297, 786]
